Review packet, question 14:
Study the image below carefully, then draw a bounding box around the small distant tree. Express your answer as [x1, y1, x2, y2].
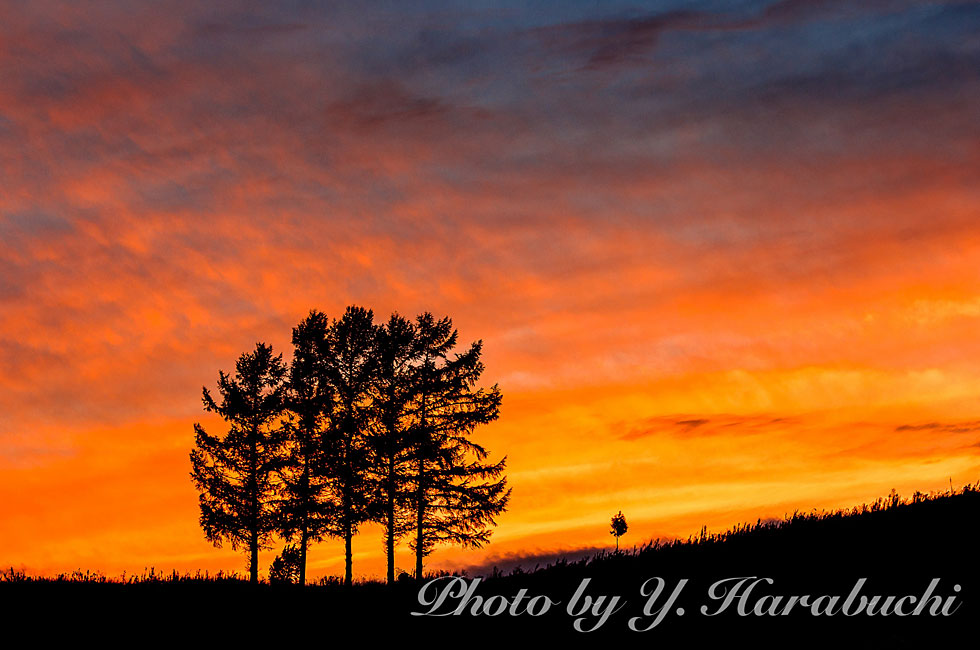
[269, 544, 303, 585]
[610, 510, 628, 551]
[189, 342, 289, 584]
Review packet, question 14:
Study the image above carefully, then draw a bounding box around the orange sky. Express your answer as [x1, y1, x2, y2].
[2, 0, 979, 580]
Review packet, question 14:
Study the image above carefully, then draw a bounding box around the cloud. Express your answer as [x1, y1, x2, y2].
[619, 415, 800, 441]
[1, 0, 979, 578]
[531, 10, 716, 70]
[527, 0, 969, 74]
[895, 421, 980, 434]
[196, 21, 308, 38]
[324, 80, 456, 131]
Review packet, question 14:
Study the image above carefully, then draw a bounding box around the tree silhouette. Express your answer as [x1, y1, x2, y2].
[406, 313, 510, 579]
[269, 543, 302, 585]
[279, 310, 336, 586]
[367, 313, 422, 584]
[323, 305, 378, 587]
[189, 342, 289, 584]
[610, 510, 628, 551]
[188, 307, 510, 585]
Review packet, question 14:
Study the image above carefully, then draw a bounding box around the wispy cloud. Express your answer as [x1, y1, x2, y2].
[1, 0, 979, 578]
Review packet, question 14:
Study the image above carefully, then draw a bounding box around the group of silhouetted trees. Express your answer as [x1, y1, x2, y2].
[189, 306, 510, 586]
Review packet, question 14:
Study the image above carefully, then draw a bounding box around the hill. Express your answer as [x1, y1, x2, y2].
[5, 485, 978, 646]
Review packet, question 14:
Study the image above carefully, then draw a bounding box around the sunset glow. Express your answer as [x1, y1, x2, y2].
[2, 0, 979, 581]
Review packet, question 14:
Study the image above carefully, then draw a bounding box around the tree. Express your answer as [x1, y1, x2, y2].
[278, 310, 336, 586]
[405, 313, 510, 579]
[367, 313, 422, 584]
[189, 342, 289, 584]
[323, 305, 378, 587]
[269, 544, 302, 585]
[610, 510, 628, 551]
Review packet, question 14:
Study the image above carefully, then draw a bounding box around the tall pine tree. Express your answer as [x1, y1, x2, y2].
[406, 313, 510, 579]
[323, 305, 378, 587]
[279, 311, 336, 586]
[367, 313, 422, 584]
[189, 342, 289, 584]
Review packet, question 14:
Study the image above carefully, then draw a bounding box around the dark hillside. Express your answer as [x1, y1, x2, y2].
[5, 486, 977, 647]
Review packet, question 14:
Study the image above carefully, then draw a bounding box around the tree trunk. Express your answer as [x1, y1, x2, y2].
[250, 422, 259, 585]
[250, 531, 259, 584]
[299, 457, 310, 586]
[344, 521, 353, 588]
[386, 466, 395, 584]
[299, 526, 309, 586]
[342, 395, 354, 588]
[415, 459, 424, 580]
[415, 375, 428, 581]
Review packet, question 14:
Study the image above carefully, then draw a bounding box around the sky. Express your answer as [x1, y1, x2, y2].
[1, 0, 979, 580]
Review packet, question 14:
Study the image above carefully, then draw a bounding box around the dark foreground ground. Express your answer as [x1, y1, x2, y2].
[5, 487, 978, 647]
